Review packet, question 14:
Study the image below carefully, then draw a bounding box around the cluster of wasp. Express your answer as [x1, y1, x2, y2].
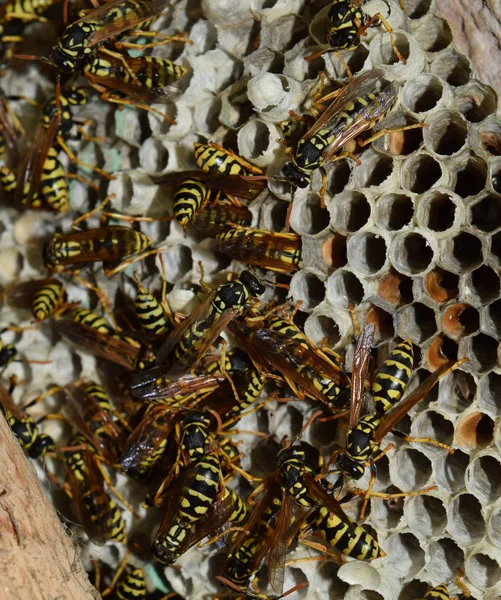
[0, 0, 477, 599]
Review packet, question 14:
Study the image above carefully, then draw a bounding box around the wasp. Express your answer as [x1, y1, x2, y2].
[191, 202, 253, 237]
[133, 271, 172, 335]
[43, 225, 153, 275]
[31, 278, 66, 321]
[217, 227, 302, 274]
[149, 270, 265, 376]
[335, 325, 468, 517]
[0, 380, 55, 458]
[417, 584, 450, 600]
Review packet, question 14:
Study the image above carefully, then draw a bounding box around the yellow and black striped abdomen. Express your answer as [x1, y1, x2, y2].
[178, 453, 221, 523]
[133, 57, 187, 88]
[194, 143, 248, 176]
[85, 382, 113, 412]
[312, 505, 384, 560]
[0, 166, 16, 193]
[32, 280, 64, 321]
[39, 148, 69, 213]
[134, 283, 170, 334]
[116, 567, 146, 600]
[420, 583, 450, 600]
[71, 308, 115, 334]
[173, 177, 207, 227]
[372, 339, 414, 414]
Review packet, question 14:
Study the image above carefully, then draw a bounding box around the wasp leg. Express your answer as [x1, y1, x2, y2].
[360, 123, 427, 147]
[357, 13, 406, 64]
[390, 429, 454, 453]
[57, 136, 114, 180]
[116, 31, 193, 51]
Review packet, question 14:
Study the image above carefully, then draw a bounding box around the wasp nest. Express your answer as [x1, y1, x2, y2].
[1, 0, 501, 599]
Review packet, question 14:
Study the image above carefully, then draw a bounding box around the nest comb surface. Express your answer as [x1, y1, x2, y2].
[1, 0, 501, 598]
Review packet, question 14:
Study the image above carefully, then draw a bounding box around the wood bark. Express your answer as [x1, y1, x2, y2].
[0, 414, 100, 600]
[434, 0, 501, 94]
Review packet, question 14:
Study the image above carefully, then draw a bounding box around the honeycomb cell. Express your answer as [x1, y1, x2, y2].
[430, 49, 472, 87]
[370, 31, 425, 80]
[321, 233, 348, 270]
[383, 532, 425, 578]
[353, 151, 395, 189]
[443, 231, 483, 273]
[397, 302, 437, 343]
[433, 448, 468, 493]
[411, 15, 452, 53]
[424, 109, 468, 157]
[426, 334, 459, 370]
[378, 270, 414, 307]
[467, 267, 500, 307]
[304, 312, 344, 348]
[401, 152, 443, 193]
[404, 494, 446, 540]
[389, 448, 432, 492]
[456, 80, 498, 123]
[487, 506, 501, 550]
[261, 197, 287, 232]
[424, 268, 459, 303]
[390, 231, 436, 276]
[138, 138, 169, 173]
[290, 193, 330, 235]
[440, 368, 476, 413]
[325, 269, 364, 308]
[401, 0, 432, 19]
[401, 73, 449, 115]
[416, 190, 460, 234]
[365, 304, 395, 342]
[290, 271, 325, 312]
[466, 453, 501, 505]
[237, 118, 281, 166]
[469, 333, 498, 373]
[373, 113, 424, 157]
[442, 303, 479, 340]
[454, 157, 488, 198]
[398, 580, 429, 600]
[489, 231, 501, 268]
[447, 493, 485, 545]
[326, 159, 351, 195]
[479, 372, 501, 417]
[477, 118, 501, 157]
[371, 486, 405, 531]
[411, 409, 454, 451]
[426, 538, 465, 584]
[470, 192, 501, 233]
[465, 552, 501, 591]
[329, 191, 371, 233]
[373, 192, 414, 231]
[347, 231, 388, 276]
[160, 245, 193, 282]
[455, 411, 495, 450]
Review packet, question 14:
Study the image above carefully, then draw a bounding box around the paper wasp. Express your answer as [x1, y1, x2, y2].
[43, 225, 153, 275]
[31, 279, 66, 321]
[133, 271, 173, 336]
[217, 227, 302, 274]
[191, 203, 252, 236]
[335, 324, 468, 517]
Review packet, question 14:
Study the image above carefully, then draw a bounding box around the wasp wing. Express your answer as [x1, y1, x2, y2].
[348, 324, 374, 428]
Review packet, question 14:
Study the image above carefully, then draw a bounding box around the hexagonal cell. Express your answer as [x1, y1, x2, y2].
[456, 80, 498, 123]
[304, 313, 342, 348]
[383, 532, 425, 578]
[467, 265, 501, 304]
[401, 153, 443, 194]
[455, 411, 495, 450]
[161, 244, 193, 282]
[398, 302, 437, 343]
[398, 580, 429, 600]
[401, 0, 432, 19]
[373, 113, 424, 157]
[469, 192, 501, 234]
[290, 193, 330, 235]
[370, 485, 405, 531]
[424, 110, 468, 156]
[433, 448, 468, 493]
[465, 552, 501, 591]
[401, 73, 447, 115]
[326, 158, 351, 195]
[329, 190, 371, 233]
[426, 537, 465, 584]
[490, 230, 501, 268]
[478, 119, 501, 157]
[426, 334, 459, 370]
[378, 270, 414, 307]
[390, 231, 436, 276]
[373, 192, 414, 231]
[347, 231, 388, 276]
[370, 31, 413, 67]
[354, 152, 395, 188]
[412, 15, 452, 53]
[487, 505, 501, 550]
[321, 234, 348, 270]
[441, 303, 480, 340]
[411, 409, 455, 450]
[417, 191, 459, 233]
[325, 269, 364, 308]
[404, 494, 447, 540]
[440, 368, 477, 413]
[444, 231, 483, 272]
[454, 158, 487, 198]
[365, 304, 395, 342]
[424, 268, 459, 303]
[430, 49, 472, 87]
[470, 333, 498, 373]
[390, 448, 432, 492]
[289, 270, 325, 312]
[478, 372, 501, 416]
[466, 453, 501, 505]
[447, 493, 485, 546]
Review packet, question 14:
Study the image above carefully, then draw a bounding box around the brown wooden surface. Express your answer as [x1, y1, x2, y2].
[0, 414, 100, 600]
[435, 0, 501, 94]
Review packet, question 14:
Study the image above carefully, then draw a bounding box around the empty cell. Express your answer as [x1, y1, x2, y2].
[412, 410, 454, 448]
[160, 245, 193, 282]
[326, 159, 351, 195]
[425, 111, 468, 156]
[401, 153, 442, 194]
[434, 449, 468, 493]
[424, 268, 459, 302]
[423, 192, 457, 232]
[391, 231, 435, 275]
[391, 448, 432, 491]
[479, 372, 501, 416]
[465, 553, 501, 590]
[442, 303, 479, 339]
[357, 154, 394, 188]
[305, 314, 341, 348]
[402, 0, 432, 18]
[471, 333, 498, 372]
[451, 232, 483, 270]
[371, 31, 412, 67]
[371, 485, 405, 530]
[412, 16, 452, 52]
[322, 234, 348, 269]
[399, 302, 437, 342]
[291, 194, 329, 235]
[456, 411, 494, 450]
[326, 269, 364, 307]
[447, 493, 485, 545]
[330, 191, 371, 233]
[365, 305, 395, 341]
[384, 532, 425, 577]
[402, 74, 445, 114]
[466, 454, 501, 505]
[457, 81, 497, 123]
[454, 159, 487, 199]
[290, 271, 325, 311]
[237, 119, 273, 162]
[471, 193, 501, 232]
[347, 231, 387, 275]
[442, 368, 476, 413]
[426, 537, 465, 582]
[405, 494, 447, 539]
[398, 580, 429, 600]
[374, 193, 414, 231]
[479, 120, 501, 156]
[470, 266, 500, 303]
[431, 50, 472, 87]
[264, 199, 288, 232]
[490, 231, 501, 266]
